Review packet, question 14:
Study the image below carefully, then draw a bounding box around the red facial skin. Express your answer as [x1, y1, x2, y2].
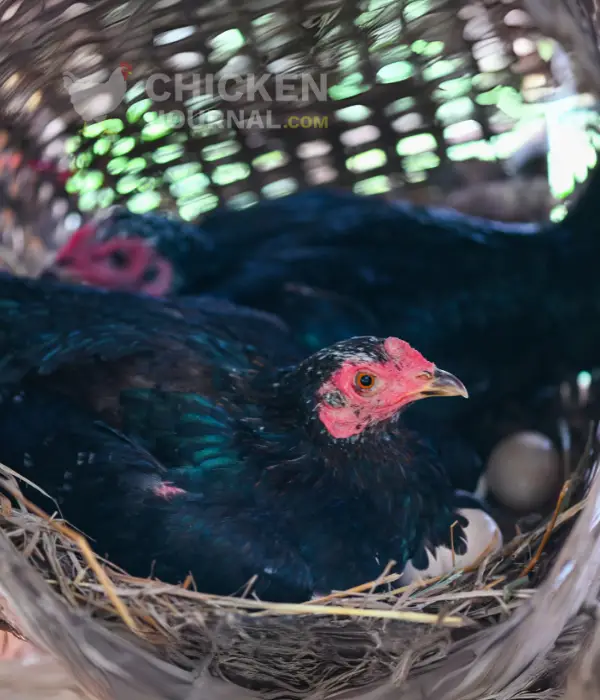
[153, 482, 186, 499]
[53, 225, 173, 296]
[318, 337, 439, 439]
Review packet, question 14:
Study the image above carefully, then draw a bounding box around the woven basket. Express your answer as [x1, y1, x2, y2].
[0, 0, 596, 275]
[0, 2, 600, 699]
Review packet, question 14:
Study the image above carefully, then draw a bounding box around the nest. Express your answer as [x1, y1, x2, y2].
[0, 410, 595, 700]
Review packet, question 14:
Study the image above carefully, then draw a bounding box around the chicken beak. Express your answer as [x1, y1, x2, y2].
[417, 368, 468, 399]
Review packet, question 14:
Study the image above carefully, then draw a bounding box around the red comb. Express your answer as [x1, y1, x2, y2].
[55, 223, 98, 261]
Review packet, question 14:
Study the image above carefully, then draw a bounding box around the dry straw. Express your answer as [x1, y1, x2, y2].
[0, 425, 596, 700]
[0, 1, 598, 698]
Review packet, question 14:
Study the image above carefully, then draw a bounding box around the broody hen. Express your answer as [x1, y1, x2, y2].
[0, 273, 470, 601]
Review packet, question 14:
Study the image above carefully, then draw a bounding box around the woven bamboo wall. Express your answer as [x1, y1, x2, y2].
[0, 0, 595, 271]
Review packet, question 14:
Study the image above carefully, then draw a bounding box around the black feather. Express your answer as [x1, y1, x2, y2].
[0, 274, 469, 600]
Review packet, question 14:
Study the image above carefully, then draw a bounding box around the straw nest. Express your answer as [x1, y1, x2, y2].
[0, 405, 597, 700]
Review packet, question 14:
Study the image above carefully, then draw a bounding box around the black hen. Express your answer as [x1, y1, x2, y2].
[0, 273, 470, 601]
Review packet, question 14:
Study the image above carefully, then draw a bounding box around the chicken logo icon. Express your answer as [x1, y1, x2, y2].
[63, 62, 133, 127]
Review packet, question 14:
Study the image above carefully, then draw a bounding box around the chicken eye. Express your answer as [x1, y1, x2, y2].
[355, 371, 376, 392]
[107, 249, 130, 268]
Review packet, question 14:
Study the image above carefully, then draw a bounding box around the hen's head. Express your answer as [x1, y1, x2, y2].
[290, 336, 468, 440]
[48, 223, 173, 295]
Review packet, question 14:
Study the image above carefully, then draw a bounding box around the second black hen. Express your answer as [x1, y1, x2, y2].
[0, 273, 470, 601]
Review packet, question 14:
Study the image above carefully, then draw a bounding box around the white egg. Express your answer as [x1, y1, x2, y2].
[401, 508, 502, 583]
[485, 431, 561, 512]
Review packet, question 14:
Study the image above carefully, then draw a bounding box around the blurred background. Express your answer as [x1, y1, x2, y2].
[0, 0, 599, 277]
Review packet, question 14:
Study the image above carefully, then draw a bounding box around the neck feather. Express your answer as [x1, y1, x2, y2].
[246, 367, 455, 516]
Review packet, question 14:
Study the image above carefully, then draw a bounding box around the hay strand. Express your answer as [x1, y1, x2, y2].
[0, 447, 596, 700]
[0, 430, 590, 700]
[0, 481, 138, 634]
[0, 532, 253, 700]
